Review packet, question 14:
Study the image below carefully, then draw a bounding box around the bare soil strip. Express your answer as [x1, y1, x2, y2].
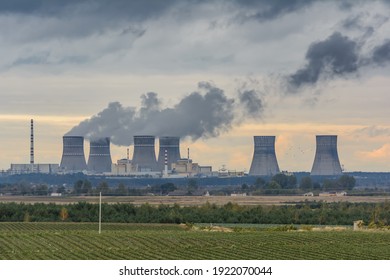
[0, 195, 389, 206]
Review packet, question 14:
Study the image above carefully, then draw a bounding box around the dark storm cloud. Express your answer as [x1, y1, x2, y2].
[288, 32, 360, 88]
[372, 40, 390, 65]
[66, 82, 243, 145]
[0, 0, 340, 25]
[0, 0, 178, 20]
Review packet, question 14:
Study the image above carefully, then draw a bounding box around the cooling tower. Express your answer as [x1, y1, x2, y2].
[132, 135, 158, 172]
[87, 137, 112, 173]
[157, 137, 181, 171]
[249, 136, 280, 176]
[310, 135, 343, 176]
[60, 136, 87, 172]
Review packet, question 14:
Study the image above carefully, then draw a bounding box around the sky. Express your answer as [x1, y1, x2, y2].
[1, 0, 390, 172]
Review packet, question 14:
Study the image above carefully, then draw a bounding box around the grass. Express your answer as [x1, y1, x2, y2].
[0, 222, 389, 260]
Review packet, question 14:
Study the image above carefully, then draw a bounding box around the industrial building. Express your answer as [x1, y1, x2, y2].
[9, 164, 59, 175]
[157, 137, 181, 172]
[9, 119, 59, 175]
[87, 137, 112, 173]
[311, 135, 343, 176]
[249, 136, 280, 176]
[6, 119, 354, 178]
[131, 135, 158, 172]
[111, 158, 136, 175]
[59, 136, 87, 172]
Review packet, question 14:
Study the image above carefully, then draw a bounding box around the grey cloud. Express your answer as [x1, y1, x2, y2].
[121, 25, 146, 37]
[0, 0, 351, 28]
[288, 32, 359, 88]
[372, 40, 390, 65]
[341, 13, 375, 38]
[235, 0, 317, 22]
[11, 51, 50, 66]
[354, 126, 390, 137]
[0, 0, 178, 20]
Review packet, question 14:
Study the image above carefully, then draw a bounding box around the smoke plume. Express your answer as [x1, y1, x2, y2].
[66, 82, 263, 146]
[288, 32, 360, 88]
[238, 89, 264, 119]
[287, 29, 390, 90]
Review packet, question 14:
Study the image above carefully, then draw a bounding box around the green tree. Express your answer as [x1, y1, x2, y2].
[271, 173, 297, 189]
[337, 175, 356, 190]
[300, 176, 313, 190]
[97, 181, 110, 195]
[34, 184, 48, 196]
[116, 183, 128, 196]
[322, 179, 337, 191]
[57, 186, 66, 194]
[160, 183, 177, 195]
[187, 179, 198, 194]
[81, 179, 93, 194]
[266, 180, 281, 190]
[73, 180, 83, 194]
[272, 173, 288, 188]
[254, 177, 266, 189]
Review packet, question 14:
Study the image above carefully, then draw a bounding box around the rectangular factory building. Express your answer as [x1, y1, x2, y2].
[9, 164, 59, 175]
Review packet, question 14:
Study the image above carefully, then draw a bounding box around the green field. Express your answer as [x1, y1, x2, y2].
[0, 223, 389, 260]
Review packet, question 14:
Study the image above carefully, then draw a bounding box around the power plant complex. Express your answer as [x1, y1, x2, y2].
[8, 120, 349, 178]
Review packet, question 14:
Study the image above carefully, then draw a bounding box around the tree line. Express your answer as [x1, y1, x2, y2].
[0, 174, 357, 196]
[0, 201, 389, 226]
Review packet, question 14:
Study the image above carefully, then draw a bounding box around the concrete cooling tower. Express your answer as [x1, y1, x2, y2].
[249, 136, 280, 176]
[87, 137, 112, 173]
[60, 136, 87, 172]
[157, 137, 181, 171]
[311, 135, 343, 176]
[132, 135, 158, 172]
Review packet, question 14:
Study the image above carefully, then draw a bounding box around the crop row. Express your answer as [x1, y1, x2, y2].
[0, 223, 389, 259]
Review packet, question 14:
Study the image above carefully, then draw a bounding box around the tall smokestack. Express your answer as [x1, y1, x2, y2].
[60, 136, 87, 172]
[30, 119, 34, 164]
[132, 135, 158, 172]
[157, 137, 181, 171]
[87, 137, 112, 173]
[249, 136, 280, 176]
[311, 135, 343, 176]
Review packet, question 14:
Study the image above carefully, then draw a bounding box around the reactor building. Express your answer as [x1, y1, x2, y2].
[157, 136, 181, 172]
[59, 136, 87, 172]
[9, 119, 59, 175]
[310, 135, 343, 176]
[87, 137, 112, 173]
[131, 135, 158, 172]
[249, 136, 280, 176]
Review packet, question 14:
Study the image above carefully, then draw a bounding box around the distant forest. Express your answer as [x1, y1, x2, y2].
[0, 173, 358, 196]
[0, 201, 389, 226]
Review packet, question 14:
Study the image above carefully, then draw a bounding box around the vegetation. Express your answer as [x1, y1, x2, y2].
[1, 201, 390, 225]
[0, 174, 359, 197]
[0, 222, 389, 260]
